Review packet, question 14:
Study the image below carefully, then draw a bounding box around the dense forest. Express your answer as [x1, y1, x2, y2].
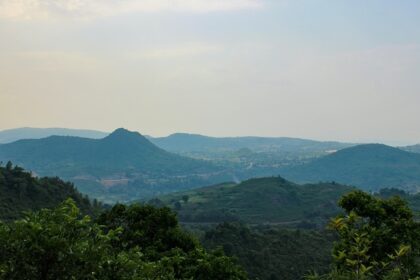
[0, 199, 247, 279]
[0, 164, 245, 279]
[200, 191, 420, 279]
[0, 165, 419, 279]
[152, 177, 354, 225]
[155, 178, 420, 279]
[202, 223, 334, 280]
[0, 162, 101, 221]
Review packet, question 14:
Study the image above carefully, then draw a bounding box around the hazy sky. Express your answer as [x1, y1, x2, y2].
[0, 0, 419, 145]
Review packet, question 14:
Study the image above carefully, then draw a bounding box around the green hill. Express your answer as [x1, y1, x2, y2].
[281, 144, 420, 192]
[0, 163, 100, 221]
[0, 128, 229, 203]
[153, 177, 354, 225]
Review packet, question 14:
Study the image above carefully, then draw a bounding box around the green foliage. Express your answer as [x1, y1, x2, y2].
[202, 222, 334, 280]
[97, 203, 247, 279]
[154, 177, 354, 224]
[0, 199, 138, 279]
[309, 191, 420, 280]
[0, 163, 101, 221]
[0, 199, 247, 279]
[97, 203, 198, 257]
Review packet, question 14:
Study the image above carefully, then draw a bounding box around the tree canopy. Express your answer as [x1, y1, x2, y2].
[0, 199, 247, 280]
[0, 162, 101, 221]
[308, 190, 420, 280]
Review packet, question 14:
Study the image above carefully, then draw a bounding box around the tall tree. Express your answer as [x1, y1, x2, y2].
[308, 191, 420, 280]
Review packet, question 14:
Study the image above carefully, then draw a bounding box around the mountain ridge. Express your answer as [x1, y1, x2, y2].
[0, 127, 109, 144]
[149, 132, 355, 154]
[280, 144, 420, 192]
[0, 128, 228, 203]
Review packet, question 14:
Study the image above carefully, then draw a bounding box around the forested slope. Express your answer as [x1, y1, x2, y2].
[0, 162, 100, 221]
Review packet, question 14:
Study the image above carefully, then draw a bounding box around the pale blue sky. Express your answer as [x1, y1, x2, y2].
[0, 0, 419, 145]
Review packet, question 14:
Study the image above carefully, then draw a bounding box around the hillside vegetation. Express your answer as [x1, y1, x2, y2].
[198, 190, 420, 280]
[202, 223, 334, 280]
[0, 199, 246, 280]
[281, 144, 420, 192]
[0, 162, 100, 221]
[153, 177, 354, 225]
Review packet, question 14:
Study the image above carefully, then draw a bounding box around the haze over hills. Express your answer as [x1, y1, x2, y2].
[280, 144, 420, 192]
[2, 127, 420, 202]
[2, 127, 417, 158]
[149, 133, 359, 179]
[149, 133, 355, 157]
[0, 127, 356, 162]
[0, 128, 231, 203]
[402, 144, 420, 154]
[0, 127, 109, 144]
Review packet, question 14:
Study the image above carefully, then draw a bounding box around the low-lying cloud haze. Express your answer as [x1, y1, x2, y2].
[0, 0, 419, 145]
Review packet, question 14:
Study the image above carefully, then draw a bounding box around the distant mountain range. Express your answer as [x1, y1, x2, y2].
[0, 127, 108, 144]
[2, 127, 418, 156]
[1, 128, 355, 157]
[402, 144, 420, 154]
[280, 144, 420, 192]
[149, 133, 354, 156]
[0, 128, 230, 203]
[1, 127, 420, 201]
